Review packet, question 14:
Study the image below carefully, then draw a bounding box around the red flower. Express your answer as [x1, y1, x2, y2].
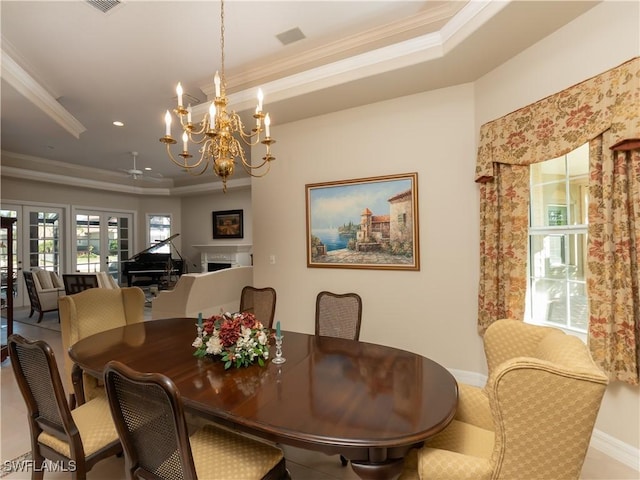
[219, 317, 241, 347]
[237, 312, 258, 329]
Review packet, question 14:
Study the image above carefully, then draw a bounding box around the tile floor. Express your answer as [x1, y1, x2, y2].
[1, 312, 638, 480]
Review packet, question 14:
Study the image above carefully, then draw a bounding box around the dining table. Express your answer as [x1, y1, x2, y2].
[69, 317, 458, 480]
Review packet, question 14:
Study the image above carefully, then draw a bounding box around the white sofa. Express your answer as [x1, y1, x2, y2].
[151, 266, 253, 320]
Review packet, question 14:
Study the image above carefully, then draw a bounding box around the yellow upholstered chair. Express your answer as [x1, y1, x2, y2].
[104, 360, 287, 480]
[59, 287, 145, 407]
[399, 319, 609, 480]
[8, 334, 121, 479]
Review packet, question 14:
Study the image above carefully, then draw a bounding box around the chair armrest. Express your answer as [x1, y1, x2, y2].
[38, 289, 60, 309]
[455, 383, 493, 431]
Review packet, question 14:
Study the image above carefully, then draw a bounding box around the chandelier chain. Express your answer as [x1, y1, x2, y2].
[220, 0, 226, 92]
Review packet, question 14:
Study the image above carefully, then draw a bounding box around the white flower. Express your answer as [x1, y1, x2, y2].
[192, 337, 203, 348]
[206, 336, 223, 355]
[257, 331, 268, 345]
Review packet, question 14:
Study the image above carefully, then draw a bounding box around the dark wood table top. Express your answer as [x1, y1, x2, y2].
[69, 317, 457, 479]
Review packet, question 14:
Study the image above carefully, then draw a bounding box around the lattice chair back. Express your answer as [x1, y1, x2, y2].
[315, 291, 362, 340]
[104, 361, 198, 480]
[8, 334, 121, 479]
[240, 286, 277, 328]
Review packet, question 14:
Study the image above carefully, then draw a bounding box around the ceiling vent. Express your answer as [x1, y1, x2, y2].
[276, 27, 306, 46]
[85, 0, 121, 14]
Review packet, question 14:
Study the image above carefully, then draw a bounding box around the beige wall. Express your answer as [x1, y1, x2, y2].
[251, 82, 485, 372]
[474, 0, 640, 453]
[250, 0, 639, 457]
[180, 187, 253, 271]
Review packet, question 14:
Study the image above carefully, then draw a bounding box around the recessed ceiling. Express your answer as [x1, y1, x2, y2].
[0, 1, 599, 193]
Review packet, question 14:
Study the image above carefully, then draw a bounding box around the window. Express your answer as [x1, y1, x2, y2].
[528, 143, 589, 333]
[148, 214, 171, 253]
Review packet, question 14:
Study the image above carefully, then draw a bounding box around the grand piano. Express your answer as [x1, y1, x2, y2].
[122, 234, 185, 288]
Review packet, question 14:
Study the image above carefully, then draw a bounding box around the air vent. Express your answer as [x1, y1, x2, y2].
[86, 0, 121, 14]
[276, 27, 306, 46]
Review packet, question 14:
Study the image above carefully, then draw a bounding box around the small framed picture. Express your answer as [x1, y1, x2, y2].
[212, 209, 243, 239]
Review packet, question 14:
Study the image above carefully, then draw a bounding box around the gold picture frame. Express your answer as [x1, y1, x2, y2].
[305, 173, 419, 270]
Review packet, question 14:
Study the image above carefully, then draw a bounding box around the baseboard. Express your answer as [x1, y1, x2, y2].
[590, 429, 640, 471]
[448, 368, 639, 472]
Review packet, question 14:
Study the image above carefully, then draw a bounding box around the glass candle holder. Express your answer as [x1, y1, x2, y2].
[272, 335, 286, 364]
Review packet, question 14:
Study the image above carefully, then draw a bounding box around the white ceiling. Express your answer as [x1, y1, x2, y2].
[1, 0, 598, 193]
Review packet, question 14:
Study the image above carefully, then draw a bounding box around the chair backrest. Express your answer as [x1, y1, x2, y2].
[315, 291, 362, 340]
[239, 286, 277, 328]
[8, 334, 77, 445]
[482, 319, 609, 479]
[58, 287, 146, 395]
[63, 273, 100, 295]
[22, 271, 42, 310]
[104, 360, 198, 480]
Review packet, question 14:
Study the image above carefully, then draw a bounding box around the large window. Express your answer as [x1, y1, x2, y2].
[528, 143, 589, 332]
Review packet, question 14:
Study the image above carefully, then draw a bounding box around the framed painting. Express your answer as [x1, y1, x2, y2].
[305, 172, 419, 270]
[212, 209, 243, 239]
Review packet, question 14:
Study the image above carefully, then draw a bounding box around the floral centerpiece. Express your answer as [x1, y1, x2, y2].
[192, 311, 270, 369]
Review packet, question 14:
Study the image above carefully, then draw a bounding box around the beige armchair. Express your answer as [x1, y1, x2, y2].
[59, 287, 145, 407]
[23, 269, 65, 322]
[399, 319, 609, 480]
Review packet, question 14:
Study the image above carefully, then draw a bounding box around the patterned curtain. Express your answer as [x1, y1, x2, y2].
[475, 57, 640, 383]
[477, 163, 529, 334]
[587, 134, 640, 385]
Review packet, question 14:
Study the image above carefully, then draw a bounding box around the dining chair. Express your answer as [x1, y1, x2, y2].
[315, 291, 362, 340]
[103, 360, 288, 480]
[8, 334, 122, 480]
[59, 286, 145, 408]
[315, 290, 362, 466]
[398, 319, 609, 480]
[240, 286, 277, 328]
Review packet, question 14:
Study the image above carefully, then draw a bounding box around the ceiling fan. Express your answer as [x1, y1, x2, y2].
[120, 151, 162, 181]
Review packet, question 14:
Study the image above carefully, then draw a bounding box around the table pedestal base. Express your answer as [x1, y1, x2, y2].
[350, 458, 404, 480]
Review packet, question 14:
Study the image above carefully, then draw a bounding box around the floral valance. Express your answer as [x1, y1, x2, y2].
[475, 57, 640, 182]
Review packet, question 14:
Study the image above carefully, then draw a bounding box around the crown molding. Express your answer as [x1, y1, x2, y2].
[1, 48, 86, 139]
[1, 165, 171, 195]
[196, 0, 504, 115]
[201, 1, 465, 98]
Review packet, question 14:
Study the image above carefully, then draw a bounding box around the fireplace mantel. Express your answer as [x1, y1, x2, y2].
[192, 244, 252, 271]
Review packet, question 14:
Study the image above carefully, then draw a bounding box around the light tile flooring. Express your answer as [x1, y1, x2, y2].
[1, 314, 638, 480]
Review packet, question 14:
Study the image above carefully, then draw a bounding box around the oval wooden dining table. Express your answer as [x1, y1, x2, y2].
[69, 317, 458, 480]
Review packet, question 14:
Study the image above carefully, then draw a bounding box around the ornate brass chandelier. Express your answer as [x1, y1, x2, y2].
[160, 0, 275, 193]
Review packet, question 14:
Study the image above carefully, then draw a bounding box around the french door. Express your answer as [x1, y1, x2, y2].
[72, 210, 133, 285]
[1, 204, 64, 308]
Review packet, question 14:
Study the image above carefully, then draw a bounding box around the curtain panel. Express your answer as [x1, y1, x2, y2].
[475, 58, 639, 384]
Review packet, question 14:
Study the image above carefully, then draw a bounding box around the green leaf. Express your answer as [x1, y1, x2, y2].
[224, 360, 232, 369]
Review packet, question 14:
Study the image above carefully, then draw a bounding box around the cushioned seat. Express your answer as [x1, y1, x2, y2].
[398, 319, 609, 480]
[59, 287, 145, 407]
[23, 269, 65, 322]
[104, 360, 288, 480]
[8, 334, 122, 479]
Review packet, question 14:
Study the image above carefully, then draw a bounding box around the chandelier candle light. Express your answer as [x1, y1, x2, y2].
[160, 0, 275, 193]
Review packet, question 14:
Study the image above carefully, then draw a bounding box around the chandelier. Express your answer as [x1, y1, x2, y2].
[159, 0, 275, 193]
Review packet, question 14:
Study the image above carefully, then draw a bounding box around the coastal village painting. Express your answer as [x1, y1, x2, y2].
[306, 173, 419, 270]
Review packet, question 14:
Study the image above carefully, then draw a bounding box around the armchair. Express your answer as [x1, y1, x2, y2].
[399, 319, 609, 480]
[59, 287, 145, 407]
[23, 269, 65, 322]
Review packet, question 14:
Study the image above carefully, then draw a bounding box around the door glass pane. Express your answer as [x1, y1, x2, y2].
[27, 211, 61, 273]
[75, 214, 101, 272]
[107, 216, 131, 285]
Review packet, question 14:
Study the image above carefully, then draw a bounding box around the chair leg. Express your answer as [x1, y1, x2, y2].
[340, 455, 348, 466]
[36, 311, 44, 323]
[29, 308, 34, 318]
